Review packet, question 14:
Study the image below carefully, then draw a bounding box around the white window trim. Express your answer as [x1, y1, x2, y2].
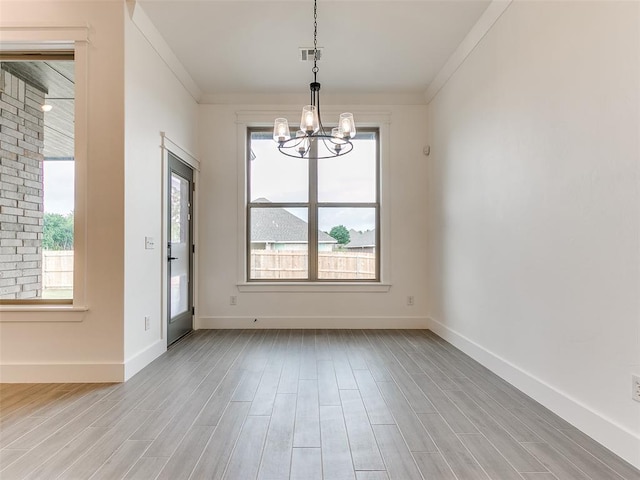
[0, 26, 89, 315]
[235, 109, 392, 292]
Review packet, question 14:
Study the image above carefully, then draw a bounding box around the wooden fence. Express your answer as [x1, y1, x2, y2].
[43, 249, 376, 285]
[250, 250, 376, 279]
[43, 250, 73, 289]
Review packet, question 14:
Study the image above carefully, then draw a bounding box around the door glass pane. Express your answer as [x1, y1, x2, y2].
[250, 207, 308, 279]
[170, 172, 189, 317]
[318, 132, 377, 203]
[318, 207, 377, 280]
[249, 131, 308, 203]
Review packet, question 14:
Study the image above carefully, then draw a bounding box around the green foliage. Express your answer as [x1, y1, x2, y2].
[329, 225, 350, 245]
[43, 212, 74, 250]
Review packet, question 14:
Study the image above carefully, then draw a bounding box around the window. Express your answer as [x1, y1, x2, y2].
[247, 127, 380, 281]
[0, 53, 76, 302]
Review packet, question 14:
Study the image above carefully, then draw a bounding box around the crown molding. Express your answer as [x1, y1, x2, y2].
[127, 1, 203, 102]
[425, 0, 512, 104]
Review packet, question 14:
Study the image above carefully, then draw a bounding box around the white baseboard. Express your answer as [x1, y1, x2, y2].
[197, 316, 429, 330]
[0, 363, 123, 383]
[124, 339, 166, 381]
[0, 339, 168, 383]
[427, 317, 640, 469]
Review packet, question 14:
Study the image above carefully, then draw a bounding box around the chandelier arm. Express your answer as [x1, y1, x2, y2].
[323, 135, 348, 146]
[278, 134, 353, 159]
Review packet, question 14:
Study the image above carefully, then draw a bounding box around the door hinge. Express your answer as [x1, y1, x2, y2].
[192, 244, 195, 253]
[192, 306, 195, 315]
[192, 182, 195, 192]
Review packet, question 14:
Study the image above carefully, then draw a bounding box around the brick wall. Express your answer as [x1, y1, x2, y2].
[0, 66, 45, 299]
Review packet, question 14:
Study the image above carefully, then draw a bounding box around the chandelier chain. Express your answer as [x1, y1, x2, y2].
[313, 0, 318, 76]
[272, 0, 355, 159]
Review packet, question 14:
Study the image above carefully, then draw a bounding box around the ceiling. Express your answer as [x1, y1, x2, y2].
[1, 60, 74, 159]
[139, 0, 491, 97]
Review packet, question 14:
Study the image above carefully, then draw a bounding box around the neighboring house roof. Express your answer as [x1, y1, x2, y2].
[345, 229, 376, 248]
[251, 199, 336, 244]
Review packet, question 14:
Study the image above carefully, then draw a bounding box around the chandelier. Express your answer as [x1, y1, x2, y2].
[272, 0, 356, 159]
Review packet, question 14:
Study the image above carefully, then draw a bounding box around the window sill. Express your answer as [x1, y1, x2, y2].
[0, 304, 88, 320]
[237, 283, 391, 293]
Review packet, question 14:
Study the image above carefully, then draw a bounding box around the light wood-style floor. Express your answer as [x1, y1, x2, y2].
[1, 330, 638, 480]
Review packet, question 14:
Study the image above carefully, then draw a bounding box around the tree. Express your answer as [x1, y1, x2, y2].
[329, 225, 350, 245]
[43, 212, 74, 250]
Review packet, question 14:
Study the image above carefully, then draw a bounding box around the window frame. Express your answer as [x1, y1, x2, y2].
[246, 126, 381, 283]
[0, 29, 88, 310]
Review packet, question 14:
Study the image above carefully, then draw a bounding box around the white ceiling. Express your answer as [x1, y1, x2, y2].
[139, 0, 491, 97]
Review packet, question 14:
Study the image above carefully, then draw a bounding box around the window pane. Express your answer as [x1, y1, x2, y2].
[249, 131, 308, 203]
[170, 173, 189, 316]
[318, 207, 377, 280]
[318, 132, 377, 203]
[170, 173, 189, 243]
[43, 160, 74, 299]
[0, 60, 75, 300]
[249, 207, 308, 279]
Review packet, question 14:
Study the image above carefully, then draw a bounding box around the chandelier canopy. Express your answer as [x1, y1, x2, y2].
[273, 0, 356, 159]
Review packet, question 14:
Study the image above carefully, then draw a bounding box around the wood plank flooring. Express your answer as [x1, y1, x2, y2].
[1, 329, 638, 480]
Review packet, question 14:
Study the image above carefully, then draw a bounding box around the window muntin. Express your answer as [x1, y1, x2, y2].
[0, 55, 75, 302]
[247, 127, 379, 282]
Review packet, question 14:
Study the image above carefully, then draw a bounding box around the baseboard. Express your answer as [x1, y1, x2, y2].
[197, 316, 430, 329]
[427, 317, 640, 469]
[124, 339, 166, 381]
[0, 363, 123, 383]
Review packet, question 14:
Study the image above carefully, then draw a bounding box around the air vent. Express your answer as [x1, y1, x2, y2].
[299, 48, 323, 62]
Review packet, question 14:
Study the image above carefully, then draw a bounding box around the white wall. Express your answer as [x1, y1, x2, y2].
[123, 4, 199, 378]
[427, 0, 640, 467]
[197, 103, 429, 329]
[0, 1, 126, 382]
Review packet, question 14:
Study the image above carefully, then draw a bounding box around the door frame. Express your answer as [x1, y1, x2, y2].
[160, 133, 200, 347]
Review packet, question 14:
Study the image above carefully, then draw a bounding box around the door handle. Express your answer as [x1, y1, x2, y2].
[168, 256, 178, 261]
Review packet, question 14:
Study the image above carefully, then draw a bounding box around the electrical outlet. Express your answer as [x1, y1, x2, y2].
[144, 315, 150, 331]
[230, 295, 237, 306]
[633, 375, 640, 402]
[407, 296, 414, 306]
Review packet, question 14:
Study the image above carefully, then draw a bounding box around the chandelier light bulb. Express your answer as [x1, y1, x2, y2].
[339, 113, 356, 139]
[296, 130, 309, 157]
[331, 128, 344, 154]
[273, 118, 291, 143]
[301, 105, 319, 134]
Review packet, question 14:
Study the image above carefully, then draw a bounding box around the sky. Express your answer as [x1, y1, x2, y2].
[250, 134, 377, 232]
[44, 161, 74, 215]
